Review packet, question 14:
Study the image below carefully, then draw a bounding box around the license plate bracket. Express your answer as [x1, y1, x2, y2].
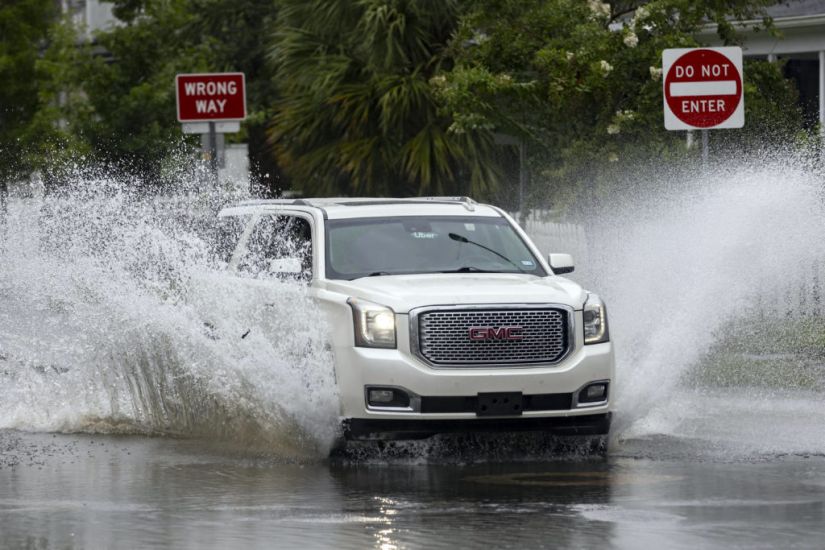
[476, 392, 523, 417]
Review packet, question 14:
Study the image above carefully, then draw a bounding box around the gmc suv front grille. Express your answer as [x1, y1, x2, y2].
[412, 306, 571, 367]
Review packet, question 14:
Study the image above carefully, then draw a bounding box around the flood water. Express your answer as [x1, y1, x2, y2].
[2, 429, 825, 550]
[1, 159, 824, 548]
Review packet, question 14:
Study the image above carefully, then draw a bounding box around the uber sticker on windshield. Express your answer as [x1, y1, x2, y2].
[464, 223, 475, 231]
[521, 260, 535, 267]
[411, 232, 438, 239]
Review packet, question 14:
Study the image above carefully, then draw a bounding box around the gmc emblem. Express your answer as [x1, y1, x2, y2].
[468, 326, 524, 341]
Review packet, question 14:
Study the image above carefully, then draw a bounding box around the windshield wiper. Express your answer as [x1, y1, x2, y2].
[365, 271, 391, 277]
[448, 233, 525, 272]
[441, 266, 495, 273]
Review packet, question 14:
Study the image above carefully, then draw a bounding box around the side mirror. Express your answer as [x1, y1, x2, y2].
[548, 253, 574, 275]
[268, 257, 303, 274]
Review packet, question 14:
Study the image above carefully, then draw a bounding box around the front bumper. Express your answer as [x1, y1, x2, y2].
[332, 311, 615, 425]
[343, 413, 612, 441]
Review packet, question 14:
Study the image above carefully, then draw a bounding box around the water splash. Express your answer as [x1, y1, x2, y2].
[576, 156, 825, 454]
[2, 153, 824, 462]
[0, 166, 339, 458]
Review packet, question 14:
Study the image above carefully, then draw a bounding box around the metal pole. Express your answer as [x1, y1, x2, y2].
[0, 180, 6, 217]
[701, 129, 709, 171]
[686, 130, 694, 149]
[0, 179, 7, 250]
[819, 51, 825, 162]
[518, 140, 525, 216]
[208, 121, 218, 182]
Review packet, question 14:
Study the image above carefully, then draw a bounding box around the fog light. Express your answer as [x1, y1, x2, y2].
[586, 384, 606, 399]
[366, 387, 411, 408]
[369, 389, 395, 403]
[578, 382, 609, 405]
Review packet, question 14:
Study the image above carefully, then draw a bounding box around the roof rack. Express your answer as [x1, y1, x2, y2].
[232, 196, 479, 211]
[235, 198, 310, 207]
[419, 196, 476, 204]
[418, 196, 476, 211]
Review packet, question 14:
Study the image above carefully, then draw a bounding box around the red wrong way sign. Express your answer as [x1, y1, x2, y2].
[176, 73, 246, 122]
[663, 47, 744, 131]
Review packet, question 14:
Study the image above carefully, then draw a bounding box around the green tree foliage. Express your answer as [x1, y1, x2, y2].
[0, 0, 58, 182]
[2, 0, 809, 206]
[269, 0, 499, 197]
[33, 0, 280, 183]
[438, 0, 802, 212]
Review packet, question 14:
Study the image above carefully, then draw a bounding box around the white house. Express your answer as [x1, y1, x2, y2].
[700, 0, 825, 130]
[59, 0, 117, 38]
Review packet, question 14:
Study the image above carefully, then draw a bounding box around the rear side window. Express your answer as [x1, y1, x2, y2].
[212, 215, 249, 265]
[237, 215, 313, 280]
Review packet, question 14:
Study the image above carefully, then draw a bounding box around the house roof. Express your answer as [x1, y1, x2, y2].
[766, 0, 825, 18]
[697, 0, 825, 55]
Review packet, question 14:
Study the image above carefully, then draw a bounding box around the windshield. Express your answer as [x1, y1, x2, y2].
[325, 216, 546, 280]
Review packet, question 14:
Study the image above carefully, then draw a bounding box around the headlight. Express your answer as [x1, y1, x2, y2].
[348, 298, 397, 348]
[583, 294, 609, 345]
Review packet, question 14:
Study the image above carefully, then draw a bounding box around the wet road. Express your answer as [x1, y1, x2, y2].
[1, 431, 824, 549]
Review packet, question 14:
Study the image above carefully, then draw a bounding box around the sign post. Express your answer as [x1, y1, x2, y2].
[662, 47, 744, 168]
[0, 180, 6, 239]
[175, 72, 246, 180]
[208, 121, 218, 175]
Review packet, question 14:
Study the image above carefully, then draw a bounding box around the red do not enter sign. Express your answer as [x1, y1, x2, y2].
[662, 47, 744, 131]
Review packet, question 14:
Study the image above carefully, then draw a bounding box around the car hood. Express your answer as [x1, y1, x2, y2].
[319, 273, 587, 313]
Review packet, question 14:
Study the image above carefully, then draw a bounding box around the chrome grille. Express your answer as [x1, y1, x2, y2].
[415, 307, 570, 367]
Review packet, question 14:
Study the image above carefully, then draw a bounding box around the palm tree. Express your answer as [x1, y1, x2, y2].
[269, 0, 499, 197]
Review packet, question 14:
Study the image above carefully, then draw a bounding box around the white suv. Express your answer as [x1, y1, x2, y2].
[217, 197, 614, 441]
